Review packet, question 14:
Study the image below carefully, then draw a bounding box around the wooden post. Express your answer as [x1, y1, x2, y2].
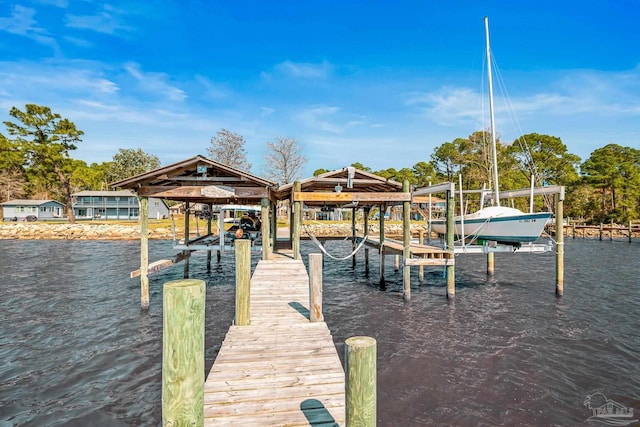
[599, 223, 603, 240]
[352, 207, 357, 269]
[364, 208, 370, 277]
[379, 203, 386, 286]
[261, 198, 271, 260]
[610, 219, 614, 241]
[271, 203, 278, 253]
[629, 221, 633, 243]
[206, 203, 212, 272]
[446, 189, 455, 299]
[162, 278, 205, 427]
[556, 192, 564, 296]
[292, 181, 301, 260]
[402, 180, 411, 301]
[183, 201, 190, 278]
[364, 208, 370, 238]
[139, 196, 150, 310]
[572, 223, 576, 239]
[394, 255, 400, 271]
[487, 251, 494, 276]
[235, 239, 251, 326]
[289, 202, 293, 242]
[418, 230, 425, 282]
[309, 253, 324, 322]
[364, 248, 370, 276]
[345, 336, 377, 427]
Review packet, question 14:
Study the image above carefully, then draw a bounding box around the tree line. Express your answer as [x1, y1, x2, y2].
[318, 131, 639, 224]
[1, 104, 638, 224]
[0, 104, 308, 222]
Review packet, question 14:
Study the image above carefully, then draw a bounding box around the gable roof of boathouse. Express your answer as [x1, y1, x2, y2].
[273, 167, 409, 208]
[109, 155, 276, 205]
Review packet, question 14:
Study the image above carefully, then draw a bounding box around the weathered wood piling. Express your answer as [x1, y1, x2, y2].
[345, 336, 377, 426]
[235, 239, 251, 326]
[162, 278, 205, 426]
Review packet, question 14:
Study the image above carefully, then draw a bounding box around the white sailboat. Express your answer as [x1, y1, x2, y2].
[431, 17, 552, 245]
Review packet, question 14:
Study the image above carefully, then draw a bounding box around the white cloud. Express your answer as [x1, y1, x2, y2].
[36, 0, 69, 7]
[260, 107, 275, 116]
[124, 63, 187, 101]
[406, 87, 483, 126]
[273, 60, 333, 79]
[295, 105, 370, 134]
[65, 4, 133, 34]
[296, 105, 344, 133]
[0, 5, 58, 49]
[406, 66, 640, 133]
[555, 67, 640, 115]
[194, 75, 232, 100]
[0, 61, 117, 100]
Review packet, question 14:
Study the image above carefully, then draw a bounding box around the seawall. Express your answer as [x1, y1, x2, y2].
[1, 222, 636, 241]
[0, 222, 409, 240]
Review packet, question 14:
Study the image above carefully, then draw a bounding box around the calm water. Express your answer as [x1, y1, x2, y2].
[1, 238, 639, 426]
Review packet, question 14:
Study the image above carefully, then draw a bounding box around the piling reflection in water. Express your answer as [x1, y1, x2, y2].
[0, 238, 639, 426]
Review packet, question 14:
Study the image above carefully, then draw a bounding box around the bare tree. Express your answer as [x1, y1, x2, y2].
[263, 137, 307, 184]
[207, 129, 251, 172]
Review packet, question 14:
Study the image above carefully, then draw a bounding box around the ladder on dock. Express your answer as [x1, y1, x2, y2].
[203, 258, 345, 426]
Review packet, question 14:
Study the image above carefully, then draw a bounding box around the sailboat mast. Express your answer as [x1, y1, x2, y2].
[484, 16, 500, 206]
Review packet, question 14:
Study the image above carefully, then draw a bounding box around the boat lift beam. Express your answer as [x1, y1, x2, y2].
[453, 241, 553, 255]
[412, 182, 455, 197]
[483, 185, 565, 201]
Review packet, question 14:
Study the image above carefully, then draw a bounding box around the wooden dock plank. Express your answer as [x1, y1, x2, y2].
[203, 258, 345, 426]
[364, 236, 454, 266]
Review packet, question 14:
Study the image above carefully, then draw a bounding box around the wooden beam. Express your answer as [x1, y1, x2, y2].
[138, 185, 269, 200]
[311, 177, 398, 186]
[131, 258, 175, 278]
[235, 187, 269, 198]
[405, 258, 455, 266]
[293, 192, 411, 203]
[138, 186, 203, 198]
[165, 176, 248, 182]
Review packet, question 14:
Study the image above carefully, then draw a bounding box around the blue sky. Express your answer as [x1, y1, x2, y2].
[1, 1, 639, 178]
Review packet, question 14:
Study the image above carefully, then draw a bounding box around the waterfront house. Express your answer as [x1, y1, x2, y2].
[1, 199, 65, 221]
[72, 190, 169, 220]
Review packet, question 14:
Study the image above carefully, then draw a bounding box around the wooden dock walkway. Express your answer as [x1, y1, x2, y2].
[203, 257, 345, 426]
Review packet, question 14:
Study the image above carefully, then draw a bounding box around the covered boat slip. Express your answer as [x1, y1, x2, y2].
[274, 170, 455, 300]
[112, 156, 567, 307]
[111, 155, 278, 309]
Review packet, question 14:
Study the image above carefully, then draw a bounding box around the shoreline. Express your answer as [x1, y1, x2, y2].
[0, 222, 404, 240]
[0, 222, 637, 241]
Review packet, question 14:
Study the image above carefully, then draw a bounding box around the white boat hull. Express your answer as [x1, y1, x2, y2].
[430, 207, 552, 244]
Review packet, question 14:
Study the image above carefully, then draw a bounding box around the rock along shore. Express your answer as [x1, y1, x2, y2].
[0, 222, 636, 241]
[0, 222, 411, 240]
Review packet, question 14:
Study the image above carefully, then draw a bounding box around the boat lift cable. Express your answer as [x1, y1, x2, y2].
[540, 229, 558, 246]
[491, 53, 554, 212]
[303, 224, 368, 261]
[453, 217, 492, 253]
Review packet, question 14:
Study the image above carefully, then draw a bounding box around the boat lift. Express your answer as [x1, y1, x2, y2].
[413, 181, 566, 296]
